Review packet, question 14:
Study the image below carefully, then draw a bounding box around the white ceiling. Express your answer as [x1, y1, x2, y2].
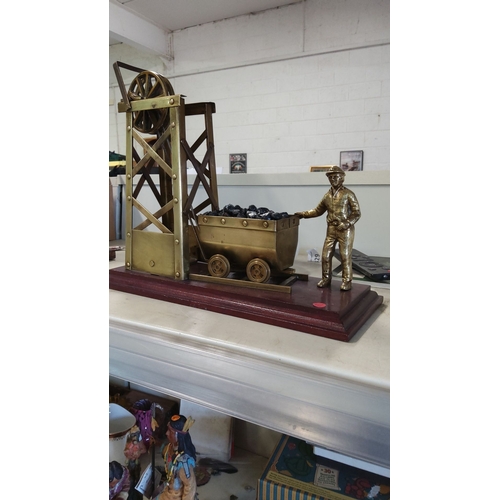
[110, 0, 302, 47]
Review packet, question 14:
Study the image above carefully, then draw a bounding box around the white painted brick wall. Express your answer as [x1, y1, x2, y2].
[304, 0, 389, 50]
[171, 3, 304, 74]
[109, 0, 389, 173]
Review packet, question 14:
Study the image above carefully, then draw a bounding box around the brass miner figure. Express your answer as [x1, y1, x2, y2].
[295, 166, 361, 291]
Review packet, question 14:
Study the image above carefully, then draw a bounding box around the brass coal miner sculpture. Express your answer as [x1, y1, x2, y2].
[295, 166, 361, 291]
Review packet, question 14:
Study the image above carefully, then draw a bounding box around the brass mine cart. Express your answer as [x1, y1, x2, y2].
[195, 214, 301, 284]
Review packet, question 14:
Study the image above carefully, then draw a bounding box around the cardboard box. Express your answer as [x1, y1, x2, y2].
[179, 399, 234, 461]
[258, 435, 390, 500]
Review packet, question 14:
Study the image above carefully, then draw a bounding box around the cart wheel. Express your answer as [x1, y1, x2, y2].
[208, 254, 231, 278]
[246, 258, 271, 284]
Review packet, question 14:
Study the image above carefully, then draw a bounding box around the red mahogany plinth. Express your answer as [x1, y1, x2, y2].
[109, 266, 383, 342]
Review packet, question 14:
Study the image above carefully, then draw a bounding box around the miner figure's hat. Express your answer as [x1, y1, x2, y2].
[325, 165, 345, 177]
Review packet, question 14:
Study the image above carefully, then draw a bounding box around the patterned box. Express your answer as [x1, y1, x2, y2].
[258, 435, 390, 500]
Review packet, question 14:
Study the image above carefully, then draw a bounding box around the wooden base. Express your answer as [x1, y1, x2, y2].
[109, 266, 383, 342]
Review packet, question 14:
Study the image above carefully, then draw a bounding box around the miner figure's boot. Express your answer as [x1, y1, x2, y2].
[340, 279, 352, 291]
[317, 262, 332, 288]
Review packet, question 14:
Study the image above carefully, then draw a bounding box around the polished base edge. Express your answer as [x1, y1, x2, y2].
[109, 266, 383, 342]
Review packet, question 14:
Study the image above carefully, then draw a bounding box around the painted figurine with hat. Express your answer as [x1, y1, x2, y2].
[295, 165, 361, 291]
[156, 414, 197, 500]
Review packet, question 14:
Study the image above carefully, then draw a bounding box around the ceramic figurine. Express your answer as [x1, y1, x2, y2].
[109, 460, 130, 500]
[156, 415, 197, 500]
[295, 165, 361, 291]
[124, 425, 148, 462]
[130, 399, 158, 451]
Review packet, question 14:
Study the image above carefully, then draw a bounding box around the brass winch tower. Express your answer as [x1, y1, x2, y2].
[113, 61, 219, 280]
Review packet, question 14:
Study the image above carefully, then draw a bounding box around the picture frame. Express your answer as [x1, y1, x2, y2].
[229, 153, 247, 174]
[339, 150, 363, 172]
[310, 165, 333, 173]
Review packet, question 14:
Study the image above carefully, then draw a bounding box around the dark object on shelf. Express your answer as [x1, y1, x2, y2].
[335, 248, 390, 282]
[110, 151, 126, 162]
[110, 246, 125, 261]
[109, 384, 132, 410]
[109, 165, 161, 177]
[109, 166, 126, 176]
[198, 457, 238, 474]
[194, 466, 212, 486]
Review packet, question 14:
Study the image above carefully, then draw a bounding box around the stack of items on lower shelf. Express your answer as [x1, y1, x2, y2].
[109, 384, 180, 500]
[258, 434, 390, 500]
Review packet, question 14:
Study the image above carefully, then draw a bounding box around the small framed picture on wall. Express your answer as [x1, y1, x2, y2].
[229, 153, 247, 173]
[340, 150, 363, 172]
[310, 165, 333, 173]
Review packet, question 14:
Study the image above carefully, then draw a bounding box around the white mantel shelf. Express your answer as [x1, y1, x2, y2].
[109, 251, 390, 471]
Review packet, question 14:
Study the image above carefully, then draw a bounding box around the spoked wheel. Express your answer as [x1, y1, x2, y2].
[128, 71, 175, 134]
[246, 258, 271, 284]
[207, 254, 231, 278]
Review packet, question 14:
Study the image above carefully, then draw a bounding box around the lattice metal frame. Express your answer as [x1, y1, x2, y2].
[114, 62, 219, 280]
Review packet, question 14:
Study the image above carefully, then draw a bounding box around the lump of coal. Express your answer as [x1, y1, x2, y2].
[203, 205, 291, 220]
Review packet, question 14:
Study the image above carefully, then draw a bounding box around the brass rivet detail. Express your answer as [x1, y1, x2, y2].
[175, 239, 179, 245]
[149, 260, 155, 267]
[126, 262, 130, 267]
[127, 126, 131, 131]
[175, 272, 180, 277]
[242, 220, 248, 227]
[174, 198, 178, 203]
[127, 174, 131, 179]
[172, 122, 176, 127]
[127, 232, 131, 237]
[127, 196, 131, 201]
[173, 174, 177, 180]
[203, 217, 208, 223]
[263, 221, 269, 228]
[169, 98, 174, 104]
[221, 218, 226, 225]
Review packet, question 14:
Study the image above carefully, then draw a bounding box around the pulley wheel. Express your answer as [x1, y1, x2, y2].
[246, 258, 271, 284]
[128, 70, 175, 134]
[208, 254, 231, 278]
